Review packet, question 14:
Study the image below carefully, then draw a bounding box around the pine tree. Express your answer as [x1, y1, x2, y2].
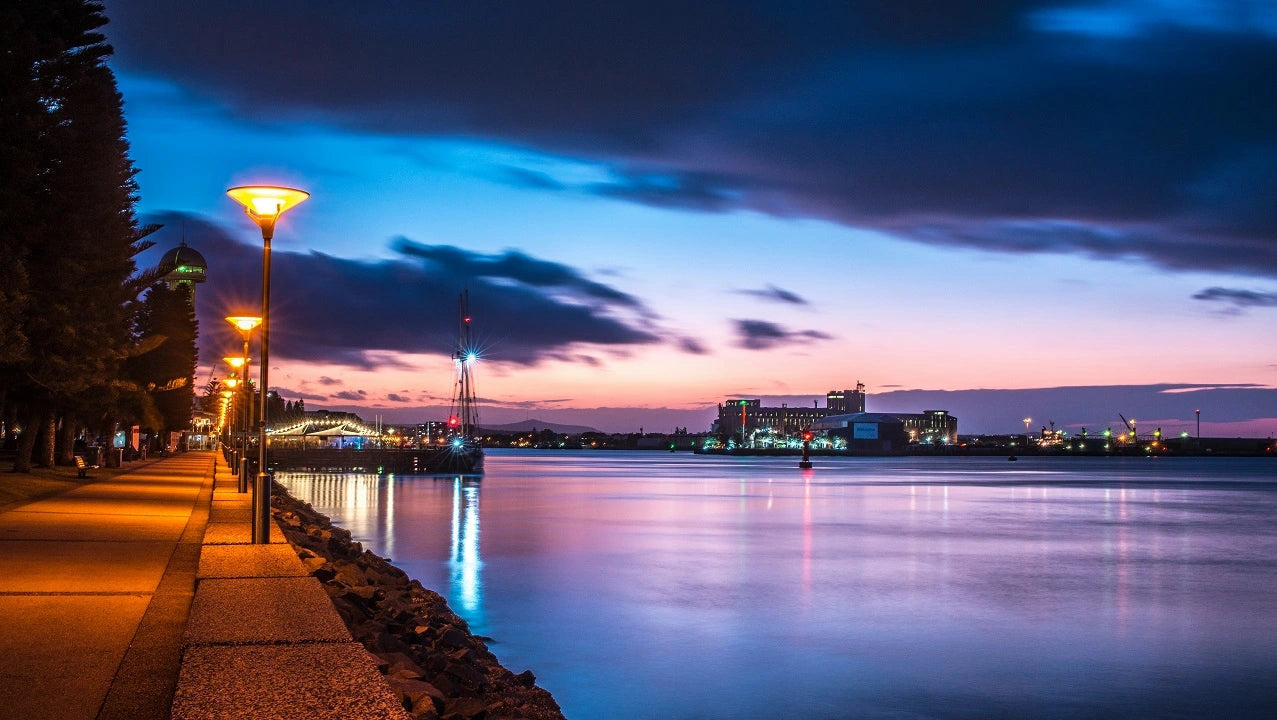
[3, 1, 144, 471]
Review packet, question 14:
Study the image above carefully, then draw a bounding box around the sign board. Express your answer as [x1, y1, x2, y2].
[852, 422, 879, 440]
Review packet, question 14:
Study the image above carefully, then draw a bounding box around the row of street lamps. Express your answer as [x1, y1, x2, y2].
[222, 185, 309, 543]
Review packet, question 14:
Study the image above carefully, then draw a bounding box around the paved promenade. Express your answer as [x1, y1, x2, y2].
[0, 451, 406, 720]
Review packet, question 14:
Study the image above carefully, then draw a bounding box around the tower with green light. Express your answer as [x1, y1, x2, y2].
[157, 241, 208, 299]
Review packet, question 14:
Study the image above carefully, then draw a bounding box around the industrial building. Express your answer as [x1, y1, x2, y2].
[714, 383, 957, 451]
[811, 410, 958, 451]
[715, 384, 867, 437]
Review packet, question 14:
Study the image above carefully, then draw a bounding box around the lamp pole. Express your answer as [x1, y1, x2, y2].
[228, 186, 309, 543]
[224, 375, 242, 480]
[226, 319, 260, 492]
[1196, 409, 1200, 439]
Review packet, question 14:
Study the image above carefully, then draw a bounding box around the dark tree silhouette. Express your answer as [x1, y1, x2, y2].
[123, 283, 199, 440]
[0, 1, 146, 472]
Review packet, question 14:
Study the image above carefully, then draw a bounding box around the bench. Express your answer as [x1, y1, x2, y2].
[74, 455, 95, 478]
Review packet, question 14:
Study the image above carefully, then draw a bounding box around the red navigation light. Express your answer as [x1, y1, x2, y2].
[448, 416, 459, 427]
[464, 316, 471, 324]
[802, 432, 813, 442]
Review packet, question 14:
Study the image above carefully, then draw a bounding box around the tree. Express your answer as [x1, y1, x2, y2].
[1, 1, 145, 471]
[122, 282, 198, 438]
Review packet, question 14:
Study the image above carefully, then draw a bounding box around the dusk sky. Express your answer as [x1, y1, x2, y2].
[102, 1, 1277, 434]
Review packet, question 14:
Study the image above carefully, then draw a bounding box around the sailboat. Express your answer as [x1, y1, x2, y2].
[439, 291, 484, 475]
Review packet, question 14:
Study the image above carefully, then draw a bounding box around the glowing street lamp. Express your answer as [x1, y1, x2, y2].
[225, 318, 261, 492]
[228, 185, 308, 543]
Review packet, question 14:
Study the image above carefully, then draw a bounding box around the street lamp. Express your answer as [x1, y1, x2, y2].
[227, 186, 309, 544]
[225, 318, 261, 492]
[1023, 417, 1032, 441]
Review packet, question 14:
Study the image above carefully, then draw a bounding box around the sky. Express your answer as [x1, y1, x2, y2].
[101, 1, 1277, 435]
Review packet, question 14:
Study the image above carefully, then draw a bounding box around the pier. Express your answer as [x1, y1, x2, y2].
[268, 447, 468, 474]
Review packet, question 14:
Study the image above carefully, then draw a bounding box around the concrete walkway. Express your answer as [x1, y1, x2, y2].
[0, 451, 407, 720]
[0, 453, 210, 720]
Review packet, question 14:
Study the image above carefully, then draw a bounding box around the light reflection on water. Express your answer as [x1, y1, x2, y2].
[279, 453, 1277, 720]
[451, 477, 483, 620]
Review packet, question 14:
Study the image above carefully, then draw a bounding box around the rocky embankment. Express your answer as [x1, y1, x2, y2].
[271, 487, 566, 720]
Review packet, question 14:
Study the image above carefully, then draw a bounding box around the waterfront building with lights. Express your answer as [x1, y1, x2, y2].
[714, 384, 868, 438]
[714, 383, 957, 449]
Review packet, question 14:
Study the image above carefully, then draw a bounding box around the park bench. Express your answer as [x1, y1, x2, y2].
[73, 455, 97, 478]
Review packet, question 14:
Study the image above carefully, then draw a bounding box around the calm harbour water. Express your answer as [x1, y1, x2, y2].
[278, 452, 1277, 719]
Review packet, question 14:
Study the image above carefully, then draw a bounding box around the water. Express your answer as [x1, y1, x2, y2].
[278, 452, 1277, 719]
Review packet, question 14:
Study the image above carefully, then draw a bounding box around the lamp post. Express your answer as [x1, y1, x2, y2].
[219, 390, 234, 452]
[1195, 408, 1201, 439]
[225, 318, 261, 491]
[223, 375, 241, 479]
[227, 185, 309, 544]
[1023, 416, 1032, 442]
[224, 355, 249, 489]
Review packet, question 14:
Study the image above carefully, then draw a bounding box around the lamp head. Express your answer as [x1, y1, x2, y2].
[225, 315, 263, 336]
[226, 186, 309, 240]
[224, 377, 239, 389]
[223, 356, 247, 369]
[220, 390, 234, 398]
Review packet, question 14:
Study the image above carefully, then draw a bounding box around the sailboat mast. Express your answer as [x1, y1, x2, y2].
[458, 289, 474, 437]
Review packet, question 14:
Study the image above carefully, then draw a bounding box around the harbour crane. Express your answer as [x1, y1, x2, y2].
[1119, 414, 1138, 441]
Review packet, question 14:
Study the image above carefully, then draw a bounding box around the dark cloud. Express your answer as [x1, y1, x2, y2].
[316, 376, 342, 386]
[733, 319, 834, 351]
[386, 393, 410, 402]
[587, 169, 743, 211]
[332, 390, 368, 401]
[270, 387, 329, 402]
[104, 2, 1277, 277]
[393, 240, 647, 311]
[499, 166, 567, 191]
[1192, 287, 1277, 310]
[678, 337, 709, 355]
[146, 214, 662, 368]
[737, 285, 809, 306]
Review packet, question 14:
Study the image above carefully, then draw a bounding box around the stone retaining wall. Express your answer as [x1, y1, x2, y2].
[271, 485, 566, 720]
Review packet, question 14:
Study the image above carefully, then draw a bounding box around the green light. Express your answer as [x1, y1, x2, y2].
[740, 400, 747, 406]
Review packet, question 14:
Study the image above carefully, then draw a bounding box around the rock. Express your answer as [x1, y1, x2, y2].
[387, 676, 446, 714]
[437, 626, 467, 649]
[270, 487, 567, 719]
[442, 695, 495, 719]
[348, 584, 380, 602]
[380, 652, 426, 680]
[443, 660, 486, 689]
[301, 556, 328, 573]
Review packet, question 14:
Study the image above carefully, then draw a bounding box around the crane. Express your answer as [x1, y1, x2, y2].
[1118, 414, 1137, 441]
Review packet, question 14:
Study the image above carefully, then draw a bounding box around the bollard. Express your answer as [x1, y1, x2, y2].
[252, 471, 271, 543]
[238, 457, 250, 493]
